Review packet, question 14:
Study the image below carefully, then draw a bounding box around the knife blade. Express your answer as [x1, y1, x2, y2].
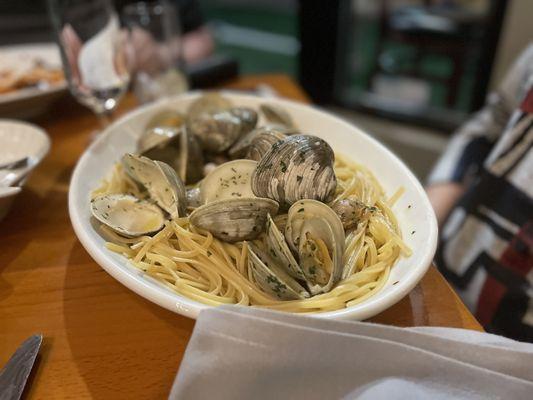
[0, 334, 42, 400]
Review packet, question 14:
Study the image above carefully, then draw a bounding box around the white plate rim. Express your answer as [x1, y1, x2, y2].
[69, 91, 438, 320]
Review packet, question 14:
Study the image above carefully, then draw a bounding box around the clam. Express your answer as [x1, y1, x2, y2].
[247, 242, 309, 300]
[260, 103, 295, 128]
[265, 214, 305, 280]
[186, 187, 202, 210]
[245, 129, 286, 162]
[138, 127, 204, 185]
[187, 92, 232, 120]
[91, 194, 165, 237]
[285, 199, 345, 295]
[229, 107, 258, 135]
[200, 159, 258, 204]
[228, 126, 288, 159]
[189, 198, 278, 242]
[330, 199, 371, 230]
[122, 154, 187, 218]
[251, 135, 337, 208]
[187, 110, 243, 153]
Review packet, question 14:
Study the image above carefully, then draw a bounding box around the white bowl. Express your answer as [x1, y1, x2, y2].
[69, 92, 438, 320]
[0, 120, 51, 221]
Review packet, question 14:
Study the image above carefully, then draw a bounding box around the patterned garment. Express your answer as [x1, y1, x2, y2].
[428, 44, 533, 342]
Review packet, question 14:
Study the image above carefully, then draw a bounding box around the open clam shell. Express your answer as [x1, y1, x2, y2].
[251, 135, 337, 208]
[122, 154, 187, 219]
[200, 159, 258, 204]
[187, 110, 243, 154]
[285, 199, 345, 295]
[189, 197, 278, 242]
[91, 194, 165, 237]
[247, 242, 309, 300]
[137, 127, 204, 185]
[265, 214, 305, 280]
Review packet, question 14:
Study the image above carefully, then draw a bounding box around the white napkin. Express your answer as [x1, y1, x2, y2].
[170, 306, 533, 400]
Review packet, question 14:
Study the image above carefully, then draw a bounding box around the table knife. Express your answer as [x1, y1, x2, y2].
[0, 334, 42, 400]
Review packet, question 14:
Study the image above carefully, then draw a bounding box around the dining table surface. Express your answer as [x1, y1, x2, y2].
[0, 73, 483, 399]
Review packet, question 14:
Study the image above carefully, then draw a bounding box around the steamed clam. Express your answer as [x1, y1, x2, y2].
[228, 126, 289, 159]
[189, 159, 279, 242]
[187, 110, 243, 153]
[187, 92, 232, 121]
[245, 129, 286, 161]
[91, 194, 165, 237]
[247, 242, 309, 300]
[331, 199, 372, 230]
[122, 153, 187, 218]
[251, 134, 337, 208]
[285, 199, 345, 295]
[200, 159, 258, 203]
[145, 109, 185, 131]
[137, 127, 204, 185]
[189, 198, 279, 242]
[229, 107, 258, 135]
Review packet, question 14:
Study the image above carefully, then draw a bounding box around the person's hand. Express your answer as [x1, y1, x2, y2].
[426, 183, 465, 227]
[130, 27, 170, 74]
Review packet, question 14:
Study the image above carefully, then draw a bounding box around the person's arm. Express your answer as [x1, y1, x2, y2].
[426, 45, 533, 226]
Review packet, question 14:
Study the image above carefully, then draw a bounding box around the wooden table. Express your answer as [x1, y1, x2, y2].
[0, 74, 481, 399]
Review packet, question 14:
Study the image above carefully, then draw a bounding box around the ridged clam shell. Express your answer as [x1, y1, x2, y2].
[189, 197, 279, 242]
[251, 135, 337, 208]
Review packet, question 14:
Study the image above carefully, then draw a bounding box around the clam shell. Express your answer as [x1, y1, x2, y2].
[246, 129, 286, 162]
[247, 243, 309, 300]
[229, 107, 258, 135]
[189, 197, 278, 242]
[187, 110, 243, 153]
[265, 214, 305, 280]
[138, 127, 204, 185]
[91, 194, 165, 237]
[228, 126, 288, 159]
[122, 154, 187, 218]
[285, 199, 345, 295]
[200, 159, 258, 204]
[331, 199, 370, 230]
[187, 93, 232, 120]
[251, 135, 337, 208]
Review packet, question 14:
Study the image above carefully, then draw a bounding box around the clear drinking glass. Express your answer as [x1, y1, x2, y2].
[121, 0, 188, 104]
[48, 0, 132, 127]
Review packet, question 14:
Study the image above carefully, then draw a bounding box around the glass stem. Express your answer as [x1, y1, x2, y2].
[96, 110, 113, 129]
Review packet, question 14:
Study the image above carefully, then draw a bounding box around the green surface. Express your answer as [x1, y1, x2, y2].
[201, 2, 477, 112]
[201, 1, 298, 78]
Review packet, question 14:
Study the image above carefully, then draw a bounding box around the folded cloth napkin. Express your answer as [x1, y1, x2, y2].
[170, 307, 533, 400]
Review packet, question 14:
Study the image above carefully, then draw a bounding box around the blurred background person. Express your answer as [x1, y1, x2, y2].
[426, 44, 533, 341]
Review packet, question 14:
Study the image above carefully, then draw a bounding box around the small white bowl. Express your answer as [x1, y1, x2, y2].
[69, 92, 438, 320]
[0, 120, 51, 221]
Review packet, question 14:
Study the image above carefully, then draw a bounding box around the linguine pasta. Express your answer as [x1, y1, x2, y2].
[92, 153, 411, 313]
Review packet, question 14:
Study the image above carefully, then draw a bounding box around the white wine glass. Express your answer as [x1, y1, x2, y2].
[48, 0, 133, 129]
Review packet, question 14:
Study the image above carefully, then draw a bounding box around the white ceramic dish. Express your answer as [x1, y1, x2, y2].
[0, 44, 67, 119]
[0, 120, 51, 220]
[69, 92, 438, 320]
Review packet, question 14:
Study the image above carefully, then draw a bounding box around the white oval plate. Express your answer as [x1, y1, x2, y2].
[69, 92, 438, 320]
